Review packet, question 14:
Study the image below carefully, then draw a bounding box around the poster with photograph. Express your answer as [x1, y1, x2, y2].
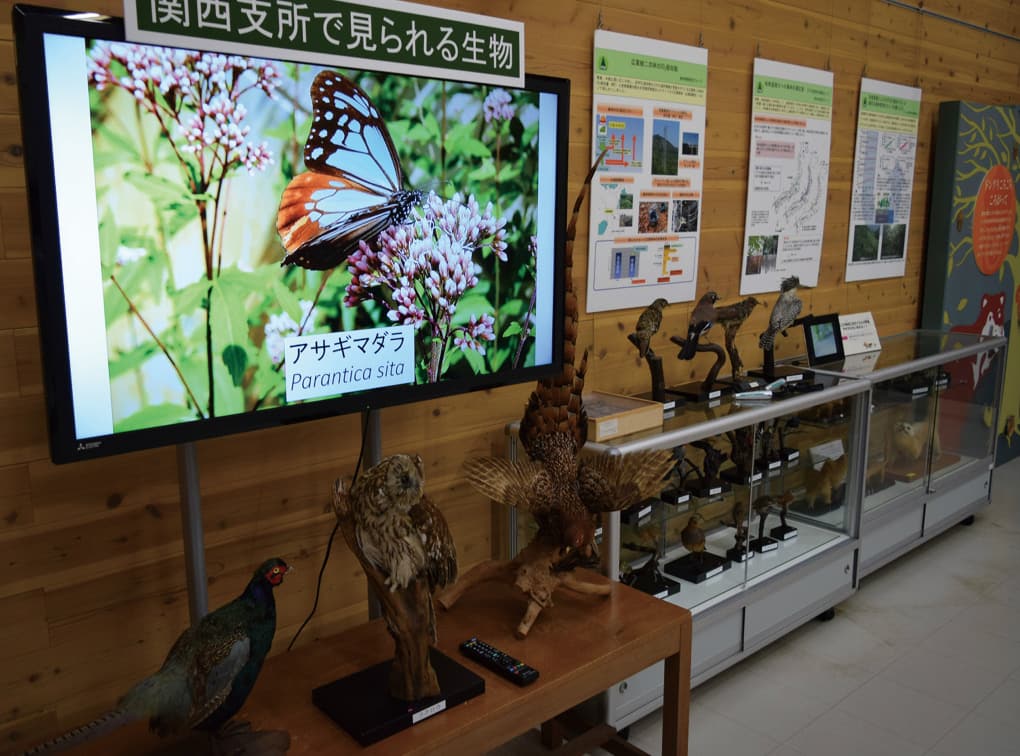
[739, 59, 833, 295]
[845, 78, 921, 282]
[587, 29, 707, 312]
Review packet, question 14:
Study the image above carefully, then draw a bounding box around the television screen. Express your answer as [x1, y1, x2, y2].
[14, 6, 568, 463]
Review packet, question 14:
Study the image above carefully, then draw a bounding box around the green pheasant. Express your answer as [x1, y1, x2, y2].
[24, 557, 290, 754]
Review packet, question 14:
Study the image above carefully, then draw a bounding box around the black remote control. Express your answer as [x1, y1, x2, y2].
[459, 637, 539, 686]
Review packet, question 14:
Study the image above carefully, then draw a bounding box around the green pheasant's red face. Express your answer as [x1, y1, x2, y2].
[264, 561, 289, 586]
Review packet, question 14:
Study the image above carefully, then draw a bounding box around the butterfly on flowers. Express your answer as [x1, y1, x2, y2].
[277, 70, 423, 270]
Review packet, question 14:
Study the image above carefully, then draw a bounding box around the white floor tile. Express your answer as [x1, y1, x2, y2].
[831, 674, 968, 749]
[784, 708, 927, 756]
[877, 644, 1014, 708]
[927, 710, 1020, 756]
[973, 676, 1020, 729]
[686, 702, 779, 756]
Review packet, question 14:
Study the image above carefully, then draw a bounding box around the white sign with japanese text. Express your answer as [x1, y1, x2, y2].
[284, 324, 414, 402]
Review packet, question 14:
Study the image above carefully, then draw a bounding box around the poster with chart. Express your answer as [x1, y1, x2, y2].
[845, 78, 921, 282]
[739, 59, 833, 295]
[587, 29, 707, 312]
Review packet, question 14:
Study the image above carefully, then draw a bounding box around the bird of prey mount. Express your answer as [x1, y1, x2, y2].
[438, 150, 675, 638]
[23, 559, 291, 756]
[332, 454, 458, 701]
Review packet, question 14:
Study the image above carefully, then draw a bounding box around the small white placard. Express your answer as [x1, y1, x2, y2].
[709, 486, 722, 496]
[786, 373, 804, 383]
[787, 450, 800, 461]
[638, 504, 653, 518]
[750, 471, 763, 482]
[595, 526, 604, 538]
[760, 541, 779, 552]
[412, 699, 447, 724]
[654, 589, 670, 599]
[704, 565, 724, 579]
[809, 438, 846, 468]
[708, 399, 721, 408]
[708, 389, 721, 399]
[838, 312, 881, 356]
[285, 325, 414, 402]
[601, 418, 619, 437]
[768, 460, 781, 470]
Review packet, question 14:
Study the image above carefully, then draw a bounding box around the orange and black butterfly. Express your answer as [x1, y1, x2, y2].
[277, 71, 423, 270]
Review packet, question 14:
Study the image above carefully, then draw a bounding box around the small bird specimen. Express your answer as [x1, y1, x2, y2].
[759, 276, 803, 352]
[715, 296, 762, 375]
[630, 297, 669, 359]
[680, 513, 706, 559]
[752, 494, 778, 538]
[334, 453, 458, 701]
[25, 558, 290, 754]
[890, 420, 929, 464]
[729, 498, 750, 551]
[678, 291, 720, 360]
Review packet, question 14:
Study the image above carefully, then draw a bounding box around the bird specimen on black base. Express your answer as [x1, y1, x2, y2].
[680, 513, 706, 562]
[24, 559, 291, 755]
[333, 453, 457, 701]
[759, 276, 803, 353]
[715, 296, 762, 376]
[630, 297, 669, 359]
[444, 149, 675, 638]
[678, 291, 720, 360]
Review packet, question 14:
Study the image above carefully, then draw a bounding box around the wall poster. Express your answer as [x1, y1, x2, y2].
[586, 29, 707, 312]
[739, 58, 833, 296]
[845, 78, 922, 282]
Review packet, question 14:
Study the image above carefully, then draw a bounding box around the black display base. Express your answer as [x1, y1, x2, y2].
[748, 364, 812, 385]
[755, 458, 784, 475]
[666, 380, 733, 403]
[635, 390, 680, 413]
[663, 551, 731, 583]
[749, 536, 779, 553]
[685, 479, 731, 499]
[726, 544, 754, 562]
[770, 524, 798, 541]
[623, 568, 682, 599]
[721, 375, 765, 392]
[721, 466, 762, 486]
[312, 649, 484, 747]
[661, 487, 692, 506]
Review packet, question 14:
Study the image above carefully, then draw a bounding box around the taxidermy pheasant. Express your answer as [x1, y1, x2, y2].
[444, 150, 674, 638]
[759, 276, 803, 352]
[24, 558, 290, 754]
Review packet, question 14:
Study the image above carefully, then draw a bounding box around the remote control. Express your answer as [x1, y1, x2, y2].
[459, 637, 539, 686]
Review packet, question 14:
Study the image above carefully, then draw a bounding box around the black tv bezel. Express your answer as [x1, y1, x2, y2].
[802, 313, 845, 367]
[13, 4, 570, 464]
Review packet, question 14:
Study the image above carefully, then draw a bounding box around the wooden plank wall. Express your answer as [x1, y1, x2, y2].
[1, 0, 1017, 750]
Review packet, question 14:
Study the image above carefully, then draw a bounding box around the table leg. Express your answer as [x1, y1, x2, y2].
[661, 645, 691, 756]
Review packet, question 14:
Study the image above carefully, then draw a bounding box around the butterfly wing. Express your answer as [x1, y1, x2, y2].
[277, 70, 415, 270]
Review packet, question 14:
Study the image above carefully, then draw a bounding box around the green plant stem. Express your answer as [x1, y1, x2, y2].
[205, 285, 214, 418]
[513, 288, 537, 369]
[110, 274, 205, 419]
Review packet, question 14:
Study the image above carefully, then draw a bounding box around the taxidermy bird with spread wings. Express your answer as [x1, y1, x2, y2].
[24, 559, 290, 755]
[443, 150, 674, 638]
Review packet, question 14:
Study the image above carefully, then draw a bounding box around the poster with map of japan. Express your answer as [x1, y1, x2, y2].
[739, 59, 833, 296]
[587, 29, 707, 312]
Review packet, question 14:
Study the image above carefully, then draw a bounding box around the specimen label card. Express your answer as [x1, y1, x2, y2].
[587, 30, 707, 312]
[845, 78, 922, 282]
[739, 59, 833, 295]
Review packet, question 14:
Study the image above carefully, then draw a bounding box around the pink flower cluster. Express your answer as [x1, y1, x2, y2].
[87, 43, 279, 174]
[345, 192, 506, 355]
[483, 88, 514, 124]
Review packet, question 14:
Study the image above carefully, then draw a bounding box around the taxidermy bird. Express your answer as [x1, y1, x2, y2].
[25, 558, 290, 754]
[759, 276, 803, 352]
[715, 296, 762, 375]
[456, 150, 674, 636]
[631, 298, 669, 359]
[345, 454, 457, 599]
[680, 513, 706, 558]
[678, 291, 719, 360]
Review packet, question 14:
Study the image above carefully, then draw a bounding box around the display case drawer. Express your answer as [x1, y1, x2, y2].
[691, 607, 743, 678]
[744, 550, 854, 647]
[606, 659, 664, 725]
[925, 469, 991, 535]
[860, 502, 924, 575]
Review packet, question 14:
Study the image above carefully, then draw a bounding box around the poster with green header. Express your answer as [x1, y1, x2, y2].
[845, 78, 922, 282]
[739, 58, 833, 296]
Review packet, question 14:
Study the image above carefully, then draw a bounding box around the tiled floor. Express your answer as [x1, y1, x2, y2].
[493, 456, 1020, 755]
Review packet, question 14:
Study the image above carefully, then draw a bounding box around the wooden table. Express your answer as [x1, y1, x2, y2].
[68, 572, 691, 755]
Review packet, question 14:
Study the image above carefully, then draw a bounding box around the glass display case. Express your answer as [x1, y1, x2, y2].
[506, 374, 869, 727]
[809, 329, 1006, 576]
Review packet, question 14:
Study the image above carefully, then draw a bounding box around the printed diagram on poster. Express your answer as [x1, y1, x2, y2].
[739, 59, 833, 296]
[845, 79, 921, 282]
[586, 30, 708, 312]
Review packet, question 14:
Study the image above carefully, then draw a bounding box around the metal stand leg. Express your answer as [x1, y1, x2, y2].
[177, 442, 208, 626]
[363, 409, 384, 620]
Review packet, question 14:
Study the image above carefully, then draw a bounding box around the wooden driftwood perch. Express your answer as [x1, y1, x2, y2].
[332, 481, 440, 701]
[670, 336, 726, 390]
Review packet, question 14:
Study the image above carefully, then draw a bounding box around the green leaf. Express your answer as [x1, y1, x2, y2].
[114, 403, 199, 432]
[108, 342, 160, 379]
[462, 347, 486, 373]
[222, 344, 248, 387]
[124, 171, 193, 206]
[502, 321, 523, 337]
[457, 136, 493, 158]
[175, 280, 210, 315]
[271, 279, 304, 324]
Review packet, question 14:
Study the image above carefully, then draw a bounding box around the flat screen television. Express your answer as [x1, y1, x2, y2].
[13, 5, 569, 463]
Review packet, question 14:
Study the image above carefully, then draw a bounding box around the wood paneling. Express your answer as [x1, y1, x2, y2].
[0, 0, 1016, 751]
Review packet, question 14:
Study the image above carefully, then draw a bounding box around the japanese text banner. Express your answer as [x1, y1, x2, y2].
[125, 0, 524, 86]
